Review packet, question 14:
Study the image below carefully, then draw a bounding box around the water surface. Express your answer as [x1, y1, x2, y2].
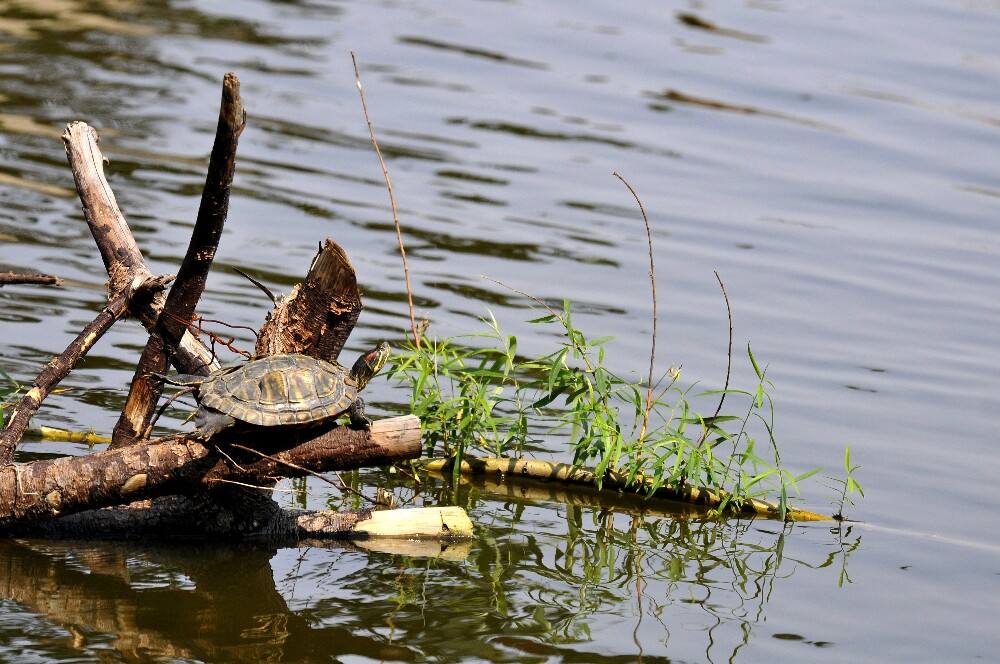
[1, 0, 999, 661]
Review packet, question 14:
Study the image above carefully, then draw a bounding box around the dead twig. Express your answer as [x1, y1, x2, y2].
[478, 275, 598, 373]
[613, 172, 657, 457]
[0, 272, 62, 287]
[699, 270, 733, 447]
[227, 442, 376, 505]
[0, 293, 129, 464]
[351, 51, 421, 349]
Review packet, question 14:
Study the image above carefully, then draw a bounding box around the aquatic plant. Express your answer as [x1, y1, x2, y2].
[826, 446, 865, 521]
[387, 304, 823, 516]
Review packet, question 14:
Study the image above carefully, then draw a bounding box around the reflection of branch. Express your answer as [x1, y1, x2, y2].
[0, 538, 422, 662]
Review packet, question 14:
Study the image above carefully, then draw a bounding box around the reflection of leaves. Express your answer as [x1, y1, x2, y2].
[285, 469, 865, 661]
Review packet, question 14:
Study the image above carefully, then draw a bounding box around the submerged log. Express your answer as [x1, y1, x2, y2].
[417, 456, 832, 522]
[11, 495, 471, 543]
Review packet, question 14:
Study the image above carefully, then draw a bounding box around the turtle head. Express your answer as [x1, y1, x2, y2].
[350, 341, 390, 391]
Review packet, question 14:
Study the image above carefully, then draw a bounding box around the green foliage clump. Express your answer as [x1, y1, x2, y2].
[387, 301, 824, 516]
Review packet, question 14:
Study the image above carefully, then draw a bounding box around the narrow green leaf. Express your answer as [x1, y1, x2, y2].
[748, 343, 763, 380]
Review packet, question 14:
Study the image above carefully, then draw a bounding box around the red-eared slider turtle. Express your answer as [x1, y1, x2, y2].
[159, 342, 390, 439]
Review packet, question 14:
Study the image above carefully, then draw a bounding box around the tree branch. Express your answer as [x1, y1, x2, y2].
[0, 415, 420, 528]
[112, 72, 246, 449]
[0, 294, 130, 464]
[0, 272, 62, 287]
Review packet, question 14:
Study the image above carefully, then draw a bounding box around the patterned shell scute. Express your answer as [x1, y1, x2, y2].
[198, 354, 358, 426]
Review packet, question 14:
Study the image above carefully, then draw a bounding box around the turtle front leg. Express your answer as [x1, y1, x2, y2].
[348, 397, 372, 430]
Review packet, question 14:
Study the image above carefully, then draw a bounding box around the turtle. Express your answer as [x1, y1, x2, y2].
[157, 341, 390, 439]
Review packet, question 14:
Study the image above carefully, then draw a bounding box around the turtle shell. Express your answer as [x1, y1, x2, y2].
[197, 354, 358, 427]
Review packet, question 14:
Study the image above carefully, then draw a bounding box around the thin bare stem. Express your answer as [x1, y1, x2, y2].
[228, 442, 376, 505]
[351, 51, 420, 349]
[479, 275, 560, 319]
[479, 274, 596, 373]
[699, 270, 733, 447]
[613, 172, 657, 450]
[143, 385, 196, 440]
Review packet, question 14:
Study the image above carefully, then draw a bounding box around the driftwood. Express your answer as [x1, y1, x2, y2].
[0, 72, 464, 542]
[0, 271, 62, 287]
[0, 417, 421, 529]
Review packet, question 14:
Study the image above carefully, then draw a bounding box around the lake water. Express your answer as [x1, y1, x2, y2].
[1, 0, 999, 661]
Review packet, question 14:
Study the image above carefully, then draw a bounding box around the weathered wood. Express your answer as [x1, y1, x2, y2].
[61, 122, 217, 375]
[0, 293, 129, 464]
[254, 239, 363, 362]
[112, 72, 246, 449]
[347, 505, 473, 538]
[1, 76, 449, 541]
[0, 271, 61, 287]
[0, 415, 421, 528]
[62, 121, 151, 298]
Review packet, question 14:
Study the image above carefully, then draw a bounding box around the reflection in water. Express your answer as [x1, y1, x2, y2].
[0, 492, 861, 663]
[3, 0, 998, 660]
[0, 539, 419, 662]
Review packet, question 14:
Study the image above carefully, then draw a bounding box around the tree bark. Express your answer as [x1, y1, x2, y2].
[0, 415, 421, 529]
[112, 72, 246, 449]
[254, 239, 363, 361]
[0, 293, 128, 464]
[62, 121, 217, 375]
[0, 271, 61, 287]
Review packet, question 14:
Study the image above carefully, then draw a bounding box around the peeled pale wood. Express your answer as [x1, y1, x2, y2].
[295, 506, 473, 542]
[417, 456, 832, 522]
[350, 506, 473, 539]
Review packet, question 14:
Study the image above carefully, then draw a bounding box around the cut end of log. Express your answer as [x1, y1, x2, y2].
[352, 506, 474, 540]
[296, 505, 474, 543]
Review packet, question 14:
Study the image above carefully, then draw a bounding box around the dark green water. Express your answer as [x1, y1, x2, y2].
[2, 1, 999, 661]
